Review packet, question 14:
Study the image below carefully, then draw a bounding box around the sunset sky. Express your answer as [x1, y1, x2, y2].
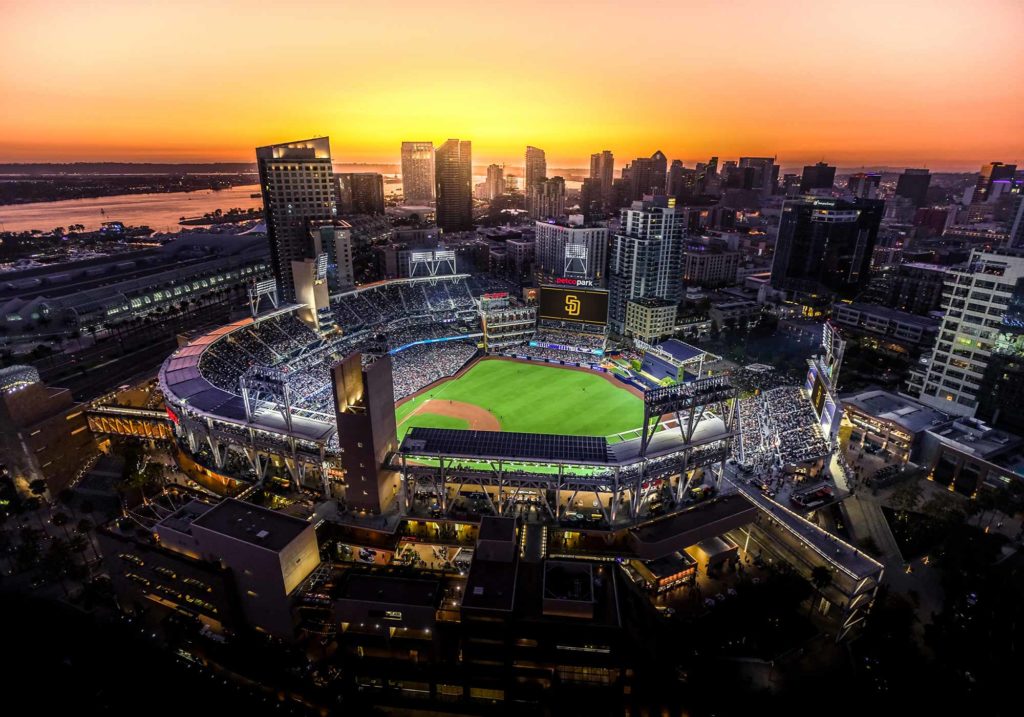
[1, 0, 1022, 170]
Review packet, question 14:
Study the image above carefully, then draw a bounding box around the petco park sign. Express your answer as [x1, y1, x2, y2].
[554, 277, 595, 287]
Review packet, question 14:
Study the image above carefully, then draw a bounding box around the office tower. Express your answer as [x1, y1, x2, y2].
[918, 248, 1024, 417]
[589, 150, 614, 208]
[332, 351, 400, 514]
[682, 245, 741, 288]
[336, 172, 384, 214]
[974, 162, 1017, 203]
[895, 168, 931, 207]
[607, 197, 684, 333]
[799, 161, 837, 193]
[846, 172, 882, 200]
[697, 156, 719, 195]
[485, 164, 505, 200]
[667, 160, 698, 200]
[770, 196, 885, 301]
[400, 141, 435, 204]
[739, 157, 779, 196]
[625, 151, 668, 201]
[435, 139, 473, 232]
[534, 217, 608, 284]
[525, 146, 547, 192]
[782, 173, 800, 197]
[256, 137, 337, 302]
[579, 178, 603, 222]
[527, 176, 566, 219]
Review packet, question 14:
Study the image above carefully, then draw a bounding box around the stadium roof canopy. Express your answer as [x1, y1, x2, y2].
[656, 339, 704, 364]
[400, 427, 610, 464]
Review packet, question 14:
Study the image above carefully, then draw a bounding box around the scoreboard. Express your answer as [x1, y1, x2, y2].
[538, 285, 609, 325]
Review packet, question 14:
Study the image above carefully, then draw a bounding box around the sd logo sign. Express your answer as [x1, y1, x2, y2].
[565, 295, 581, 316]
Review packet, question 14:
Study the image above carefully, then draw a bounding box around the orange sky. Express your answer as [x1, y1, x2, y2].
[1, 0, 1022, 170]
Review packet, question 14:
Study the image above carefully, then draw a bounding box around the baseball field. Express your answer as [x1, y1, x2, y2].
[395, 358, 644, 439]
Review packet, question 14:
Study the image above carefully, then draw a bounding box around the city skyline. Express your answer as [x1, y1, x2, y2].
[2, 1, 1023, 169]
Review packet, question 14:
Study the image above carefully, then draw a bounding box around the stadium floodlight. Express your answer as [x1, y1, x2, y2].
[248, 277, 279, 316]
[564, 243, 588, 277]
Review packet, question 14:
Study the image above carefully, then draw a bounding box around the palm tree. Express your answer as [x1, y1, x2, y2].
[51, 511, 72, 541]
[75, 517, 101, 563]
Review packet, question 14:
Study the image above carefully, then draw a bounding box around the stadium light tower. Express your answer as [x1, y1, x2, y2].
[564, 243, 589, 277]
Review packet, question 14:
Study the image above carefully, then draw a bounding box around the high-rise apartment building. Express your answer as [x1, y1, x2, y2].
[917, 248, 1024, 417]
[525, 146, 547, 192]
[400, 141, 435, 204]
[435, 139, 473, 232]
[337, 172, 384, 214]
[799, 162, 837, 193]
[770, 196, 884, 301]
[534, 217, 608, 285]
[256, 137, 338, 302]
[485, 164, 505, 200]
[607, 197, 684, 333]
[589, 150, 614, 209]
[895, 168, 931, 207]
[526, 176, 566, 219]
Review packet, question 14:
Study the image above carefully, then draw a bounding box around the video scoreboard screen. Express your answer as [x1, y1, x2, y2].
[538, 285, 609, 325]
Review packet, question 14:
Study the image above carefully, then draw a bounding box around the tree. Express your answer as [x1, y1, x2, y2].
[51, 511, 72, 540]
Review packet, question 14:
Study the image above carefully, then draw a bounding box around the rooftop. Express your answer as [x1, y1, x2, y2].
[191, 498, 312, 552]
[401, 427, 610, 464]
[656, 338, 704, 363]
[334, 573, 441, 607]
[478, 515, 517, 543]
[842, 389, 951, 434]
[462, 557, 518, 612]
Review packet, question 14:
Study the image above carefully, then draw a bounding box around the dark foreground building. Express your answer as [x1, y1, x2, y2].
[770, 196, 884, 303]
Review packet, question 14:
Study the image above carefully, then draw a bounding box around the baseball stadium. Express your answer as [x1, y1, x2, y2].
[158, 274, 738, 527]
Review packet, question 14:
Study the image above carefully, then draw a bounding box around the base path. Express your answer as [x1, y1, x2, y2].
[401, 398, 501, 432]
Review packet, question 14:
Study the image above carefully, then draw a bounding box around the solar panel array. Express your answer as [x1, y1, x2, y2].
[402, 427, 610, 464]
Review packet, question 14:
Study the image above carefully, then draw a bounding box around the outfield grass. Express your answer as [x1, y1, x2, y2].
[396, 359, 643, 438]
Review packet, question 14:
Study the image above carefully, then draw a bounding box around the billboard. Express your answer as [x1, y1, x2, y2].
[810, 373, 827, 417]
[538, 285, 609, 325]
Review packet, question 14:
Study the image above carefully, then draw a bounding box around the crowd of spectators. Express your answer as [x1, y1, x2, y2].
[392, 341, 478, 400]
[736, 386, 830, 469]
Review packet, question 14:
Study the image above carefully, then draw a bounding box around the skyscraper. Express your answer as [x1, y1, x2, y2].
[846, 172, 882, 200]
[435, 139, 473, 232]
[625, 151, 668, 201]
[589, 150, 614, 209]
[256, 137, 337, 302]
[579, 178, 603, 222]
[917, 248, 1024, 417]
[401, 141, 435, 204]
[770, 196, 884, 301]
[799, 161, 837, 193]
[974, 162, 1017, 203]
[336, 172, 385, 214]
[485, 164, 505, 200]
[607, 197, 684, 333]
[738, 157, 779, 196]
[895, 168, 931, 207]
[525, 146, 546, 192]
[526, 176, 566, 219]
